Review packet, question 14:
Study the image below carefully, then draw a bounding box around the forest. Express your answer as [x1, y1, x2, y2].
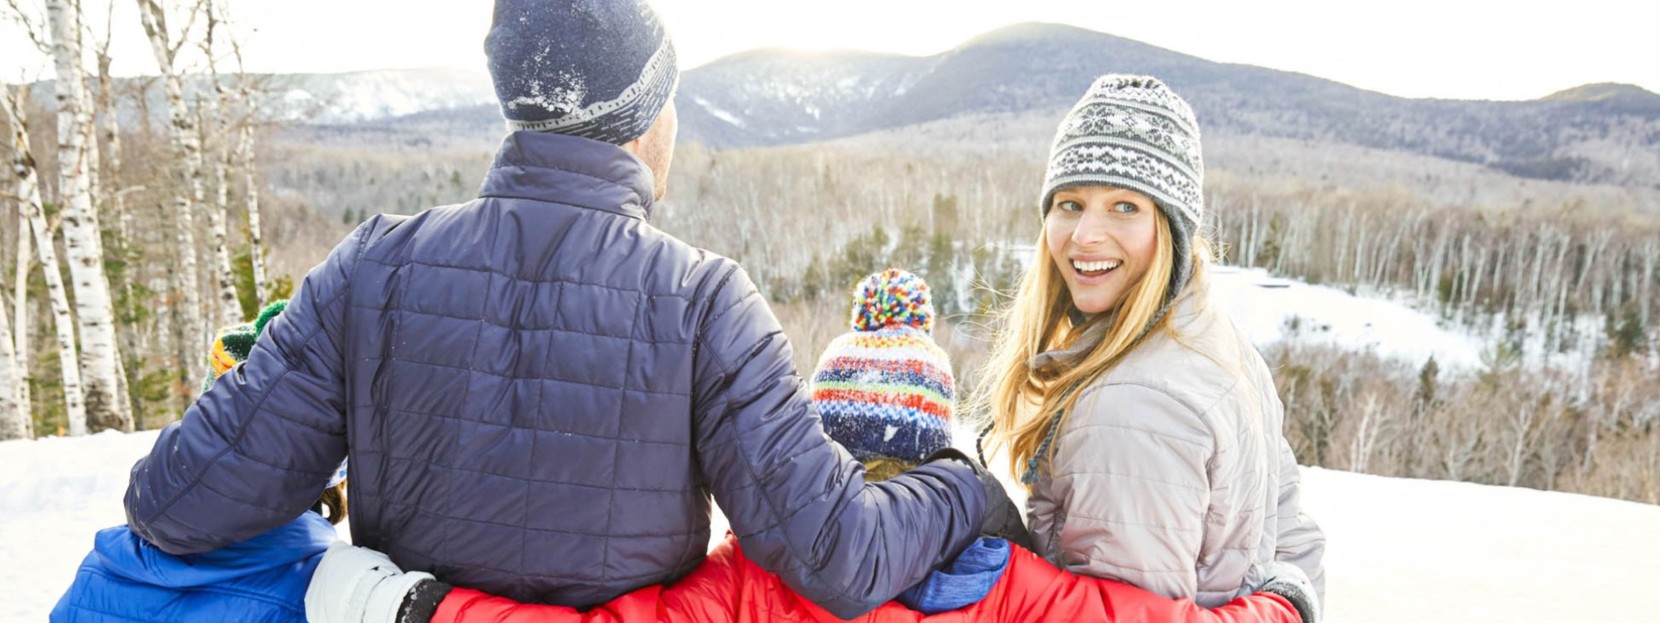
[3, 0, 1657, 507]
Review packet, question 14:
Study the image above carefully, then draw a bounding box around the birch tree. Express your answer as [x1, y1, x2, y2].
[5, 86, 87, 436]
[0, 281, 23, 439]
[1, 96, 24, 437]
[47, 0, 131, 432]
[198, 1, 240, 325]
[137, 0, 210, 385]
[230, 36, 265, 305]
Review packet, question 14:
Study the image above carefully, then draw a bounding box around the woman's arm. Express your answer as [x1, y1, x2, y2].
[1272, 437, 1327, 602]
[1046, 384, 1213, 601]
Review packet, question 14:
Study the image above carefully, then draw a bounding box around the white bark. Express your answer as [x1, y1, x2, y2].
[5, 90, 87, 436]
[13, 161, 31, 424]
[0, 272, 23, 439]
[238, 123, 265, 304]
[200, 3, 241, 325]
[48, 0, 131, 432]
[198, 96, 240, 326]
[137, 0, 209, 386]
[1, 153, 24, 438]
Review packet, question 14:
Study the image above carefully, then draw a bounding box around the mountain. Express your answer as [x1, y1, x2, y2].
[671, 23, 1660, 187]
[224, 24, 1659, 188]
[265, 68, 495, 123]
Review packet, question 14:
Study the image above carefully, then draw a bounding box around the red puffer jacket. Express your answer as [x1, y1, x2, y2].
[432, 536, 1300, 623]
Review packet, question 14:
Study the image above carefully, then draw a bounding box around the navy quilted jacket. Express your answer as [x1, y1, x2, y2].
[124, 131, 987, 618]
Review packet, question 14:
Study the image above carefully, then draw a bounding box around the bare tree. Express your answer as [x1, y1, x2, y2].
[137, 0, 210, 385]
[0, 102, 23, 437]
[46, 0, 131, 432]
[0, 281, 22, 439]
[230, 35, 265, 305]
[197, 0, 241, 326]
[5, 85, 86, 436]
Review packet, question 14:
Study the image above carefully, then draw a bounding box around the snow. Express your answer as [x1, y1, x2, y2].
[5, 429, 1658, 622]
[1209, 266, 1487, 370]
[692, 95, 747, 128]
[976, 245, 1488, 371]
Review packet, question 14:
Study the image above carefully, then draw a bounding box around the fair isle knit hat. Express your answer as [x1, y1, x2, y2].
[485, 0, 679, 144]
[811, 270, 956, 464]
[1040, 74, 1205, 304]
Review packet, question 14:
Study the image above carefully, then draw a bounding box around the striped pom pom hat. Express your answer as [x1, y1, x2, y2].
[811, 269, 955, 463]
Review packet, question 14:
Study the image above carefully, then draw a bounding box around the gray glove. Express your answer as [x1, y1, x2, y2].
[1259, 561, 1321, 623]
[925, 447, 1034, 551]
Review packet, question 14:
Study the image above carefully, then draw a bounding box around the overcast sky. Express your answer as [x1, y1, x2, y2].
[3, 0, 1656, 101]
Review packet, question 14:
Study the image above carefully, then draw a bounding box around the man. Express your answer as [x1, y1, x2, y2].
[123, 1, 1008, 619]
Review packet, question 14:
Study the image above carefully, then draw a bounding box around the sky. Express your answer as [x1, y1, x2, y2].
[3, 0, 1657, 101]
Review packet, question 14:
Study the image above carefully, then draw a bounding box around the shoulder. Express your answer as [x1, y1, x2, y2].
[1099, 296, 1261, 416]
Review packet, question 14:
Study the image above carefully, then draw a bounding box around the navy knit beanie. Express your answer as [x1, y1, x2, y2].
[485, 0, 679, 144]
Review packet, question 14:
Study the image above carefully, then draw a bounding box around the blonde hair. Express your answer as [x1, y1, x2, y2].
[979, 209, 1214, 484]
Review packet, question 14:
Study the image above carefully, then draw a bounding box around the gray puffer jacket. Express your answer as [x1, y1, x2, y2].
[124, 131, 986, 619]
[1026, 284, 1326, 608]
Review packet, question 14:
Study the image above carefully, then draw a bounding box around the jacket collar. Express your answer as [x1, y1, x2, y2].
[1027, 286, 1205, 371]
[479, 131, 658, 221]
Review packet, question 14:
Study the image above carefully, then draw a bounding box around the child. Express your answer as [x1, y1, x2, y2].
[979, 74, 1325, 620]
[51, 302, 350, 623]
[307, 271, 1318, 623]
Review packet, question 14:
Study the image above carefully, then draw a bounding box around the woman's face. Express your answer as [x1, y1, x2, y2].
[1045, 186, 1159, 315]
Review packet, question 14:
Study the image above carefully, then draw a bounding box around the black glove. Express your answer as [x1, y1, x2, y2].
[1259, 561, 1320, 623]
[925, 447, 1034, 551]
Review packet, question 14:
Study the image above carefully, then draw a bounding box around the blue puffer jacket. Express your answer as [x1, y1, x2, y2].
[50, 514, 335, 623]
[124, 131, 987, 618]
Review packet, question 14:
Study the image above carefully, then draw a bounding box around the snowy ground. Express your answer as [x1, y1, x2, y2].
[4, 430, 1659, 622]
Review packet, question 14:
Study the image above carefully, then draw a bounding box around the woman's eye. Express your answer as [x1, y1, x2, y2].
[1112, 201, 1139, 214]
[1057, 200, 1083, 212]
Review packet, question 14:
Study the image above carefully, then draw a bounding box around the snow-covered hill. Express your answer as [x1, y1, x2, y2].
[266, 67, 496, 124]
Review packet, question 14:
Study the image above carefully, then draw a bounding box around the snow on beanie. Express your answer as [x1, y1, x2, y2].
[811, 269, 956, 464]
[485, 0, 679, 144]
[1040, 74, 1205, 303]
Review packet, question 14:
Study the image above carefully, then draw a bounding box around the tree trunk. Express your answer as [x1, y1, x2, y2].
[6, 90, 87, 436]
[48, 0, 131, 432]
[13, 168, 32, 425]
[198, 95, 240, 327]
[138, 0, 209, 388]
[0, 281, 23, 438]
[238, 123, 266, 304]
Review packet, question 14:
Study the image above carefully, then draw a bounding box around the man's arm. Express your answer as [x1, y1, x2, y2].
[124, 219, 379, 554]
[690, 261, 988, 619]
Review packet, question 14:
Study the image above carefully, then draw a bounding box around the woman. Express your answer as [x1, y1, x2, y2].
[980, 74, 1325, 614]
